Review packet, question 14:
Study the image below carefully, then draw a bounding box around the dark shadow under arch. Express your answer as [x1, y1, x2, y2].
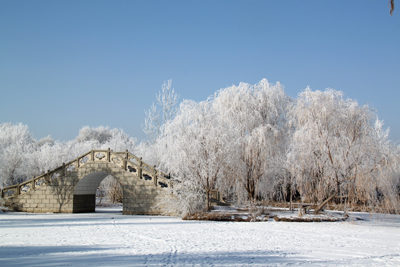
[73, 171, 123, 213]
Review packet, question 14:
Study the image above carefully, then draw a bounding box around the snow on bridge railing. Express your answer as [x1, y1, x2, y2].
[1, 149, 176, 199]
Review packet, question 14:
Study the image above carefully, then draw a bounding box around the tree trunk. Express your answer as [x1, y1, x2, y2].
[313, 192, 336, 214]
[206, 190, 210, 211]
[98, 184, 103, 205]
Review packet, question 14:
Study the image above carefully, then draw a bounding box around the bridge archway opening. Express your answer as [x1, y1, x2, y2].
[73, 171, 123, 213]
[96, 175, 123, 213]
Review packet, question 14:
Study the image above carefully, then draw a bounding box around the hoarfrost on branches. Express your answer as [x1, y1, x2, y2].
[212, 79, 291, 203]
[0, 123, 35, 187]
[287, 88, 398, 212]
[158, 98, 234, 212]
[142, 80, 180, 144]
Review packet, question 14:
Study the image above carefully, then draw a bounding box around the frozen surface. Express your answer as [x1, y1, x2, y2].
[0, 208, 399, 266]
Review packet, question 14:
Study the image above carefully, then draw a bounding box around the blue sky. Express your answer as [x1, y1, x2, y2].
[1, 0, 399, 143]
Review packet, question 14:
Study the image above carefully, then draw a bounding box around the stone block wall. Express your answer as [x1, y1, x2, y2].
[4, 184, 74, 213]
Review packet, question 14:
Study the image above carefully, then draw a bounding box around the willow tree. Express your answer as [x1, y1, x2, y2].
[158, 99, 233, 213]
[213, 79, 291, 203]
[287, 88, 388, 209]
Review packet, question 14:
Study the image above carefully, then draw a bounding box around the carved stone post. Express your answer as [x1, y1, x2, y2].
[91, 150, 95, 162]
[123, 159, 127, 171]
[138, 157, 143, 179]
[45, 170, 50, 185]
[153, 166, 158, 187]
[16, 183, 20, 196]
[32, 177, 36, 190]
[107, 148, 111, 162]
[62, 163, 65, 177]
[123, 150, 128, 171]
[168, 173, 172, 190]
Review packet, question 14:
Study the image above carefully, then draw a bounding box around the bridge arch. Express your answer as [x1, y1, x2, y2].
[73, 170, 121, 213]
[75, 162, 130, 214]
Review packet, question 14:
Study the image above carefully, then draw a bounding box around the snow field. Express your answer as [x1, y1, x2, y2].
[0, 209, 399, 266]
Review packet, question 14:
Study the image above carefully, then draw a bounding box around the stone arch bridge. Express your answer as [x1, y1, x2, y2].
[1, 149, 176, 215]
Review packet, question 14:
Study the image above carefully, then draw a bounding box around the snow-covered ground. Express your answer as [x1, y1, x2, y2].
[1, 208, 399, 266]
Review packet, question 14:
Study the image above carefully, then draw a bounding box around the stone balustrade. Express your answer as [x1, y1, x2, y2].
[1, 149, 175, 199]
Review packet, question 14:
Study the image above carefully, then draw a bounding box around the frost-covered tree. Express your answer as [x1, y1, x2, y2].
[142, 103, 160, 144]
[99, 128, 137, 152]
[98, 175, 123, 203]
[135, 142, 158, 166]
[213, 79, 291, 203]
[359, 120, 400, 213]
[157, 80, 180, 124]
[36, 135, 54, 147]
[28, 139, 63, 177]
[158, 99, 234, 212]
[75, 125, 112, 144]
[74, 126, 136, 152]
[0, 123, 35, 187]
[287, 88, 389, 209]
[142, 80, 180, 143]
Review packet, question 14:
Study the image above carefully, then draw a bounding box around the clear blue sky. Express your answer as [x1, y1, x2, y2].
[1, 0, 399, 143]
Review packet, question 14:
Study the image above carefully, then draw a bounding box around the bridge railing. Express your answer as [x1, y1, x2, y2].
[123, 151, 174, 189]
[1, 149, 176, 199]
